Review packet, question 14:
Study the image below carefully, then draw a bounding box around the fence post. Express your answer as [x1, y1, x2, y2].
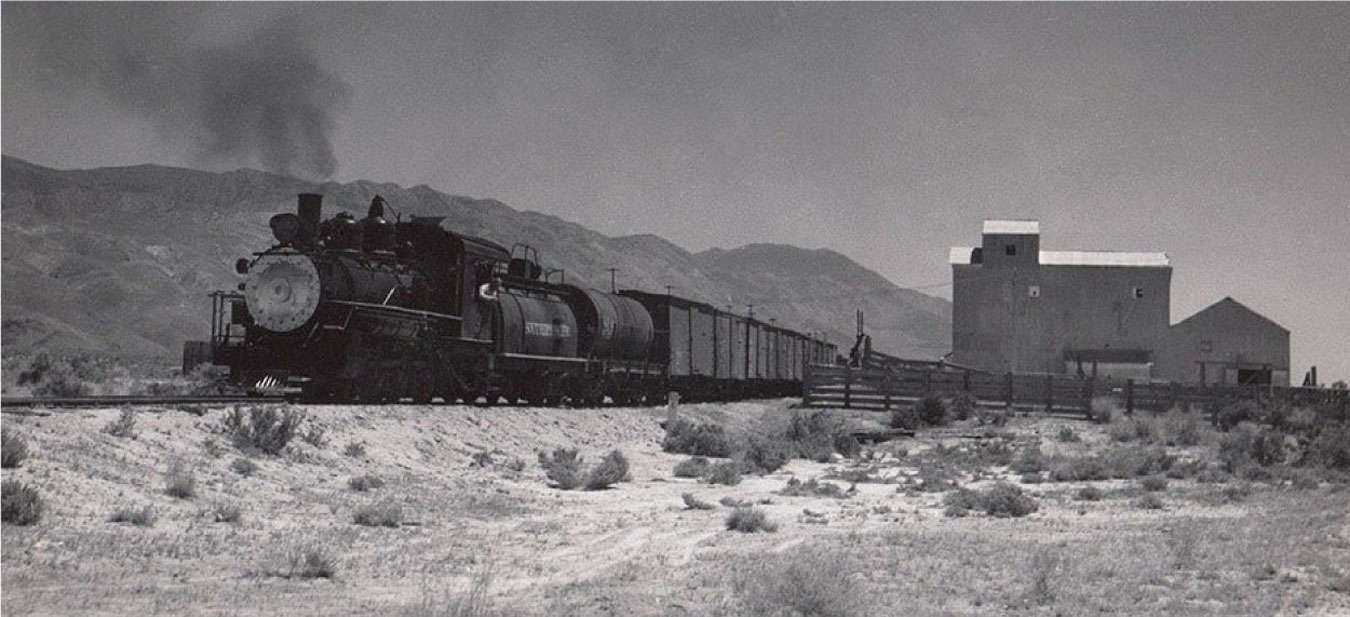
[1083, 377, 1094, 417]
[1045, 374, 1054, 413]
[844, 365, 852, 409]
[883, 370, 892, 411]
[1126, 379, 1135, 415]
[1005, 372, 1014, 409]
[923, 369, 932, 395]
[963, 369, 971, 392]
[1170, 381, 1180, 411]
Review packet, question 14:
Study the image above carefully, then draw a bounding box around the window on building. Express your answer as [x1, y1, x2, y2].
[1133, 287, 1144, 299]
[1005, 244, 1017, 256]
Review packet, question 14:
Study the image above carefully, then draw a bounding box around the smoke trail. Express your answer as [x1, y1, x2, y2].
[7, 5, 350, 180]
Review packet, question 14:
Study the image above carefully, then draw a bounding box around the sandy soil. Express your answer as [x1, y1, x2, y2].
[2, 400, 1348, 616]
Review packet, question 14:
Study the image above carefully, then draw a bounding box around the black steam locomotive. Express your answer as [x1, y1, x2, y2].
[204, 193, 836, 404]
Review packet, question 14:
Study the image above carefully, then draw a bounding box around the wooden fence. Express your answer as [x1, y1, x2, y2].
[803, 363, 1349, 417]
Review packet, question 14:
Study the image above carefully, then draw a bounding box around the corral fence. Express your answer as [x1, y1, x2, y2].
[803, 362, 1349, 418]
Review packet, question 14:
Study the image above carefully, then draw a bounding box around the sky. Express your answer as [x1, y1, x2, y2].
[3, 3, 1348, 382]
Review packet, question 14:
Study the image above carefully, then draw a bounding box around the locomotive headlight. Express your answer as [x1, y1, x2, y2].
[244, 253, 321, 332]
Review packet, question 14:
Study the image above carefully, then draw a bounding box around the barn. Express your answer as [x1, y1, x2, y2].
[1157, 297, 1291, 386]
[949, 220, 1172, 379]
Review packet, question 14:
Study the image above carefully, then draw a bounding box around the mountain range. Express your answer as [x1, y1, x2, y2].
[1, 156, 950, 362]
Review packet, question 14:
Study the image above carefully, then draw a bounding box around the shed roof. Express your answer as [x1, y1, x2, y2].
[983, 220, 1040, 235]
[948, 247, 1170, 267]
[1173, 296, 1289, 333]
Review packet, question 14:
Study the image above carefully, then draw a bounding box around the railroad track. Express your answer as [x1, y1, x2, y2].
[1, 394, 287, 412]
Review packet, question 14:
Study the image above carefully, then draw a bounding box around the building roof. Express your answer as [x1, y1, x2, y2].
[983, 219, 1040, 235]
[1173, 296, 1289, 333]
[948, 247, 1170, 267]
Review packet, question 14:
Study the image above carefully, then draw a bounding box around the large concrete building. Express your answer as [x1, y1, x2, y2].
[949, 220, 1288, 385]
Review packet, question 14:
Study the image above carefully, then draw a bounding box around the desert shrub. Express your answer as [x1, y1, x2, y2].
[1088, 397, 1119, 424]
[164, 459, 197, 499]
[1100, 446, 1176, 479]
[585, 450, 631, 490]
[778, 477, 847, 499]
[104, 408, 138, 439]
[682, 492, 715, 510]
[943, 482, 1038, 518]
[1, 429, 29, 469]
[301, 425, 327, 448]
[1109, 416, 1158, 443]
[1288, 469, 1321, 490]
[977, 407, 1009, 427]
[948, 391, 977, 421]
[230, 457, 258, 476]
[662, 419, 732, 457]
[20, 354, 95, 397]
[674, 456, 711, 478]
[726, 507, 777, 533]
[210, 501, 242, 524]
[1160, 407, 1204, 446]
[1141, 475, 1169, 492]
[1011, 447, 1045, 474]
[729, 548, 862, 617]
[786, 409, 849, 461]
[739, 437, 792, 474]
[833, 432, 862, 459]
[1167, 459, 1206, 479]
[349, 474, 386, 492]
[353, 500, 403, 527]
[1024, 548, 1062, 606]
[1219, 423, 1284, 473]
[890, 405, 921, 431]
[705, 461, 743, 486]
[1216, 400, 1263, 431]
[1049, 456, 1108, 482]
[1304, 424, 1350, 471]
[719, 496, 747, 508]
[1, 479, 44, 526]
[913, 465, 958, 492]
[1020, 472, 1043, 484]
[109, 505, 156, 526]
[1135, 493, 1165, 510]
[1056, 427, 1081, 443]
[343, 441, 367, 458]
[285, 545, 337, 579]
[538, 448, 585, 490]
[917, 395, 949, 427]
[220, 405, 306, 455]
[1075, 486, 1104, 501]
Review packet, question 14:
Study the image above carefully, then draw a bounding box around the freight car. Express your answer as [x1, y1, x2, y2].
[204, 193, 836, 405]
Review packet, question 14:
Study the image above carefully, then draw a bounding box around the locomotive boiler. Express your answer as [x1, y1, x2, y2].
[205, 193, 835, 405]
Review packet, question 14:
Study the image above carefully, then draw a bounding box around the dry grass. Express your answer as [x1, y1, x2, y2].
[163, 458, 197, 499]
[103, 408, 138, 439]
[353, 499, 404, 527]
[724, 546, 866, 617]
[725, 507, 777, 533]
[349, 473, 386, 492]
[108, 504, 157, 526]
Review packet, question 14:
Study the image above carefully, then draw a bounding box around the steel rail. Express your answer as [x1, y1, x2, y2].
[1, 394, 287, 411]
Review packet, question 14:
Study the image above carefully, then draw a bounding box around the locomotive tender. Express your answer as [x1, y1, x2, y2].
[207, 193, 837, 404]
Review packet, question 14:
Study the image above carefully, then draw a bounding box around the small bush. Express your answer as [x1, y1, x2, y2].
[538, 448, 585, 490]
[1, 429, 29, 469]
[221, 405, 306, 455]
[353, 500, 403, 527]
[286, 545, 337, 579]
[739, 437, 791, 474]
[301, 425, 327, 448]
[343, 441, 367, 458]
[778, 477, 847, 499]
[673, 456, 711, 478]
[104, 408, 138, 439]
[1020, 471, 1043, 484]
[230, 457, 258, 476]
[726, 507, 777, 533]
[786, 410, 849, 461]
[913, 465, 958, 493]
[1099, 446, 1175, 479]
[1216, 400, 1262, 431]
[890, 405, 921, 431]
[1140, 475, 1169, 492]
[917, 395, 949, 427]
[948, 392, 977, 421]
[730, 548, 863, 617]
[1056, 427, 1081, 443]
[109, 505, 157, 526]
[682, 492, 715, 510]
[1075, 486, 1104, 501]
[1135, 493, 1165, 510]
[705, 461, 743, 486]
[942, 488, 980, 517]
[164, 459, 197, 499]
[349, 474, 386, 492]
[1049, 456, 1108, 482]
[943, 482, 1038, 518]
[1089, 397, 1119, 424]
[1, 479, 44, 526]
[211, 501, 243, 524]
[1011, 447, 1045, 474]
[1219, 423, 1284, 472]
[1304, 425, 1350, 471]
[1160, 408, 1204, 446]
[977, 407, 1009, 427]
[585, 450, 631, 490]
[719, 496, 746, 508]
[1024, 548, 1062, 606]
[662, 420, 732, 457]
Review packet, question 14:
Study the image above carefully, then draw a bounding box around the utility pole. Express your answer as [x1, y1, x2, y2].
[665, 285, 675, 296]
[606, 268, 617, 293]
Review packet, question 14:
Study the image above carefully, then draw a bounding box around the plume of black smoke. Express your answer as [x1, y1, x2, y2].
[8, 5, 350, 180]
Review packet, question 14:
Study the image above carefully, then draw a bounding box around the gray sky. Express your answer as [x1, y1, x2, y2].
[4, 3, 1348, 382]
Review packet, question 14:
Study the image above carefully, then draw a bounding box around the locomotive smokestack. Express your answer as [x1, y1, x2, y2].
[297, 193, 322, 245]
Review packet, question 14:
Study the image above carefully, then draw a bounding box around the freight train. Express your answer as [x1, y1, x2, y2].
[201, 193, 837, 405]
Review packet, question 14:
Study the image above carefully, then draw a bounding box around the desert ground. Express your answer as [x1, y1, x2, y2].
[3, 398, 1348, 616]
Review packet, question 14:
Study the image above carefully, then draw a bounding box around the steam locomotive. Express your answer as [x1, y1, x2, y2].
[203, 193, 836, 404]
